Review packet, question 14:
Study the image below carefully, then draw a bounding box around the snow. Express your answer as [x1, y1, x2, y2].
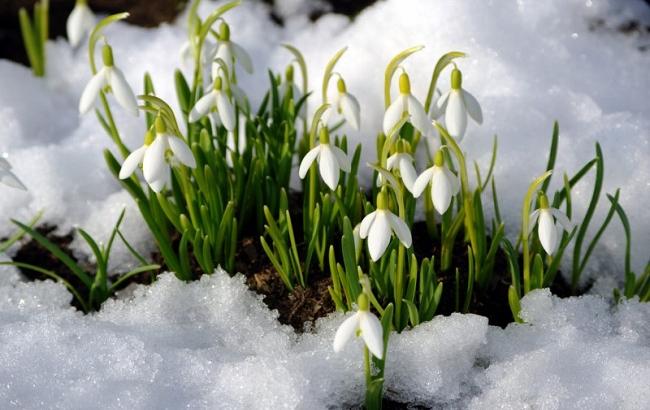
[0, 271, 648, 408]
[0, 0, 649, 407]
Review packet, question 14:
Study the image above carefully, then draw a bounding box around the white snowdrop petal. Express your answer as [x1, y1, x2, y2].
[79, 69, 107, 114]
[189, 92, 216, 123]
[407, 95, 433, 136]
[538, 210, 558, 254]
[528, 209, 541, 236]
[412, 168, 434, 197]
[0, 170, 27, 190]
[340, 93, 361, 130]
[367, 212, 391, 261]
[428, 88, 443, 119]
[119, 145, 147, 179]
[431, 167, 453, 214]
[215, 43, 234, 68]
[333, 313, 360, 353]
[388, 213, 412, 248]
[143, 136, 168, 184]
[434, 90, 450, 117]
[168, 137, 196, 168]
[108, 67, 139, 116]
[386, 154, 398, 171]
[148, 175, 167, 193]
[67, 5, 92, 47]
[398, 157, 418, 193]
[216, 91, 236, 131]
[232, 42, 254, 74]
[359, 212, 376, 239]
[442, 167, 460, 194]
[359, 312, 384, 359]
[0, 158, 11, 170]
[445, 90, 468, 140]
[331, 146, 351, 173]
[383, 96, 405, 136]
[551, 208, 574, 232]
[298, 146, 321, 179]
[462, 89, 483, 124]
[318, 146, 340, 190]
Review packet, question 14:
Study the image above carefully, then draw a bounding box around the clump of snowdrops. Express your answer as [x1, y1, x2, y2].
[6, 0, 646, 407]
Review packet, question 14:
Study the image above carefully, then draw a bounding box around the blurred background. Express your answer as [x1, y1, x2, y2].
[0, 0, 379, 66]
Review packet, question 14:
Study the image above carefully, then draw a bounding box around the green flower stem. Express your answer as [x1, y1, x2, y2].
[520, 170, 552, 294]
[99, 92, 129, 158]
[363, 345, 371, 390]
[435, 123, 480, 272]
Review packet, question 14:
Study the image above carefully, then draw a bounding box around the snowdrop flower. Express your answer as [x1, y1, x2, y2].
[331, 77, 360, 130]
[189, 77, 235, 131]
[66, 0, 95, 48]
[210, 22, 253, 74]
[79, 44, 138, 116]
[412, 149, 459, 214]
[529, 192, 573, 255]
[385, 139, 417, 192]
[359, 190, 412, 261]
[333, 293, 384, 359]
[119, 117, 196, 193]
[298, 126, 351, 191]
[226, 113, 247, 167]
[383, 72, 434, 137]
[435, 68, 483, 141]
[0, 157, 26, 190]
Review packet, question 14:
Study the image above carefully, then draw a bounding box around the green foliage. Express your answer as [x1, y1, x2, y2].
[18, 0, 49, 76]
[1, 210, 159, 312]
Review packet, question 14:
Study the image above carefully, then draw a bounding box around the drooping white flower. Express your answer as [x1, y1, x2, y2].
[209, 22, 253, 75]
[79, 44, 138, 116]
[412, 148, 459, 215]
[528, 193, 573, 254]
[66, 0, 95, 48]
[385, 139, 417, 192]
[331, 77, 360, 130]
[0, 157, 26, 190]
[333, 293, 384, 359]
[298, 126, 351, 191]
[119, 118, 196, 193]
[383, 72, 434, 137]
[359, 190, 412, 261]
[189, 77, 235, 131]
[434, 68, 482, 142]
[226, 113, 247, 167]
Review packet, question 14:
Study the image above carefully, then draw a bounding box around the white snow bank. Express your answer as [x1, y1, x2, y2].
[0, 271, 648, 408]
[1, 0, 648, 281]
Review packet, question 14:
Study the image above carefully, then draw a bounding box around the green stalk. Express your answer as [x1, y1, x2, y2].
[520, 171, 552, 293]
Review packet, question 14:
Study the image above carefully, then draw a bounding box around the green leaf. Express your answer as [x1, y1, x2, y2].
[508, 285, 523, 323]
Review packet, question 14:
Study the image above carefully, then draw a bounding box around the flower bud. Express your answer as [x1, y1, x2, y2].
[319, 126, 330, 144]
[434, 149, 445, 167]
[102, 44, 114, 67]
[451, 68, 462, 90]
[357, 293, 370, 312]
[219, 22, 230, 41]
[337, 77, 347, 93]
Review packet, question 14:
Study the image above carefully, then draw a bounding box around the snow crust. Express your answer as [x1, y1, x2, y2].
[0, 271, 648, 409]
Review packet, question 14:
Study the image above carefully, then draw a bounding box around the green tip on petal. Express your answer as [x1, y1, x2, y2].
[102, 44, 114, 67]
[434, 149, 445, 167]
[538, 191, 550, 209]
[144, 129, 155, 145]
[319, 126, 330, 144]
[154, 115, 167, 134]
[219, 22, 230, 41]
[451, 68, 462, 90]
[357, 293, 370, 311]
[398, 72, 411, 94]
[76, 0, 88, 6]
[337, 78, 347, 93]
[285, 64, 294, 83]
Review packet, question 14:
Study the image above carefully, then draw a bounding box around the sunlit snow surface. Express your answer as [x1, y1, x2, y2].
[0, 0, 649, 407]
[0, 269, 649, 409]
